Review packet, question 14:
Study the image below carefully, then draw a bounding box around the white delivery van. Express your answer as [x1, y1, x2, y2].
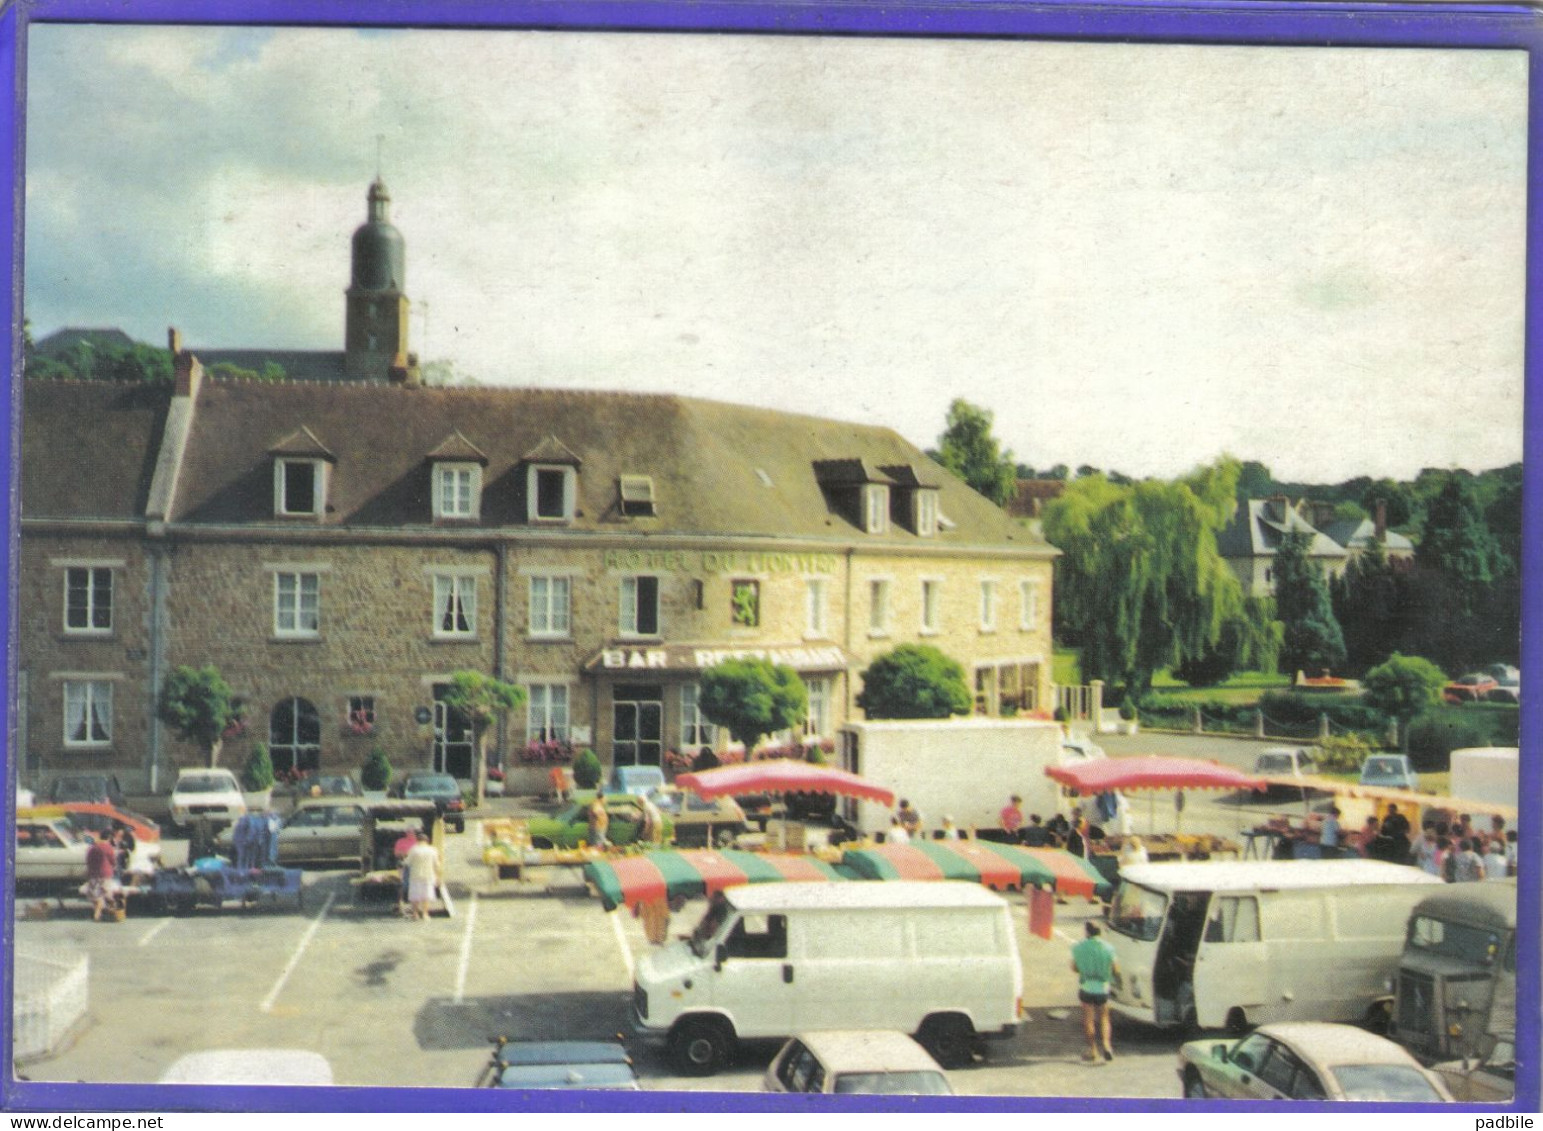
[1104, 860, 1442, 1033]
[1448, 747, 1519, 811]
[630, 881, 1023, 1075]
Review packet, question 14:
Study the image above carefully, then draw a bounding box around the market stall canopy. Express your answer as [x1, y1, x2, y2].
[1261, 773, 1519, 820]
[1046, 755, 1266, 794]
[583, 848, 854, 912]
[676, 759, 896, 807]
[839, 841, 1111, 899]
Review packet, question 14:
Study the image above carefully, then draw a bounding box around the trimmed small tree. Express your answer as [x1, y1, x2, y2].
[439, 670, 527, 807]
[856, 644, 972, 719]
[698, 658, 809, 754]
[157, 664, 240, 768]
[361, 746, 393, 792]
[1361, 653, 1447, 747]
[241, 743, 275, 794]
[572, 748, 603, 791]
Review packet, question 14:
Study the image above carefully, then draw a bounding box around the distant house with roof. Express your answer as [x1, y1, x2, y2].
[1218, 496, 1413, 599]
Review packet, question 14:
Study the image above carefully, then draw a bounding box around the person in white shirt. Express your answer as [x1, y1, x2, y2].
[1483, 838, 1509, 880]
[886, 816, 910, 845]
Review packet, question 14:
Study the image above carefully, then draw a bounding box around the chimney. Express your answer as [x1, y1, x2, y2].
[1375, 499, 1387, 543]
[167, 327, 182, 355]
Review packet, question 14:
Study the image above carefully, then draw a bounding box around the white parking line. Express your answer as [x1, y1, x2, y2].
[136, 917, 173, 948]
[609, 909, 635, 981]
[453, 891, 478, 1004]
[259, 891, 334, 1013]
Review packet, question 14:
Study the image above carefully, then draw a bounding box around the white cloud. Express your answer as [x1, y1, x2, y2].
[24, 27, 1527, 482]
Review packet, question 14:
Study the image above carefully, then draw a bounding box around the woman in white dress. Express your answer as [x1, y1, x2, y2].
[404, 837, 440, 921]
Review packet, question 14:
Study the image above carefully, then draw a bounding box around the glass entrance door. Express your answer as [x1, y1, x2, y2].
[612, 684, 663, 766]
[432, 684, 475, 780]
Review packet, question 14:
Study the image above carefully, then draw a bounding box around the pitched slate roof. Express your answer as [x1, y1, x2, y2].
[21, 380, 173, 519]
[1216, 498, 1348, 562]
[114, 379, 1041, 550]
[1318, 516, 1415, 556]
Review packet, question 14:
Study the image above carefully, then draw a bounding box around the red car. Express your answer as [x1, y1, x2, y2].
[1443, 673, 1498, 704]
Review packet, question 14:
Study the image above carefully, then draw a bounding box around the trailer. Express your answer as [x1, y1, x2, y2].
[837, 717, 1064, 838]
[146, 863, 304, 914]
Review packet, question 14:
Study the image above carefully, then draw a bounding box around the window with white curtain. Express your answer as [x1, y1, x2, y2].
[529, 575, 572, 637]
[274, 572, 321, 636]
[63, 680, 112, 746]
[433, 575, 477, 637]
[526, 683, 570, 743]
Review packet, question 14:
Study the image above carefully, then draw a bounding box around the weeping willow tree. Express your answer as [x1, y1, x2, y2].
[1044, 458, 1272, 698]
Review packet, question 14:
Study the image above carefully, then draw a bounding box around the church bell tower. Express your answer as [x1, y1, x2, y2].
[344, 177, 415, 381]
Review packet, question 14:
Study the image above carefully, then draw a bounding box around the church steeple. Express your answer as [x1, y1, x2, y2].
[345, 177, 415, 382]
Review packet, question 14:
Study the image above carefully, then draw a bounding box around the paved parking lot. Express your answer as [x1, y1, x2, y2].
[17, 824, 1187, 1100]
[18, 734, 1309, 1100]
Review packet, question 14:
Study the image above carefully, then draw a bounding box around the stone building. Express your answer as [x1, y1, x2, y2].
[18, 182, 1057, 792]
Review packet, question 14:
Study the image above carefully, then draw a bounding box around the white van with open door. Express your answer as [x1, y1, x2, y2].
[1104, 860, 1442, 1033]
[630, 881, 1023, 1075]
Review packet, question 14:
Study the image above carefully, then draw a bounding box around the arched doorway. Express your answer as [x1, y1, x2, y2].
[269, 697, 322, 777]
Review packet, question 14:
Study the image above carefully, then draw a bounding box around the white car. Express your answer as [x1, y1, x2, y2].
[764, 1031, 954, 1095]
[1179, 1022, 1453, 1102]
[15, 817, 90, 884]
[168, 768, 247, 827]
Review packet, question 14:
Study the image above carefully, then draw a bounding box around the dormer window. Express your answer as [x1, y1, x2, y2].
[269, 427, 334, 520]
[275, 458, 326, 517]
[915, 489, 939, 538]
[433, 463, 481, 520]
[619, 475, 656, 518]
[864, 484, 890, 534]
[427, 432, 489, 522]
[522, 435, 583, 525]
[530, 466, 575, 522]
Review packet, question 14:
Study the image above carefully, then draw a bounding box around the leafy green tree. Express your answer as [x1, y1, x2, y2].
[158, 664, 240, 768]
[1272, 529, 1347, 675]
[439, 670, 527, 805]
[1043, 458, 1247, 698]
[856, 644, 972, 719]
[698, 658, 808, 752]
[935, 398, 1016, 506]
[1171, 597, 1281, 686]
[1361, 653, 1446, 731]
[1332, 540, 1410, 675]
[1236, 460, 1275, 501]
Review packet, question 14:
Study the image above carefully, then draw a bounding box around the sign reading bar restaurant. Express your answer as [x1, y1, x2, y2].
[587, 644, 850, 672]
[603, 549, 840, 575]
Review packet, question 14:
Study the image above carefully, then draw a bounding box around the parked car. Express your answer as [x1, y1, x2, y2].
[46, 773, 124, 807]
[764, 1031, 954, 1095]
[216, 799, 367, 865]
[20, 802, 161, 847]
[1179, 1022, 1453, 1102]
[611, 765, 666, 797]
[1443, 673, 1498, 704]
[1253, 746, 1317, 799]
[645, 785, 747, 847]
[526, 794, 672, 849]
[1060, 734, 1107, 764]
[1433, 1033, 1516, 1103]
[477, 1038, 640, 1090]
[289, 772, 361, 799]
[168, 768, 247, 828]
[1484, 665, 1520, 704]
[1358, 754, 1419, 792]
[15, 816, 90, 885]
[391, 772, 466, 832]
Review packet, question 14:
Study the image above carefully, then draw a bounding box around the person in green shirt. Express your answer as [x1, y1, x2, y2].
[1070, 920, 1119, 1063]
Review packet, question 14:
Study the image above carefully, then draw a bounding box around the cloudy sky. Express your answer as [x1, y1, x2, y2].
[24, 25, 1529, 482]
